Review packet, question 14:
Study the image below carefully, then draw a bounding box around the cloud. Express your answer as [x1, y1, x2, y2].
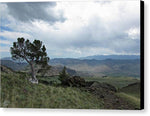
[0, 1, 140, 58]
[0, 46, 10, 52]
[6, 2, 66, 23]
[0, 40, 11, 45]
[0, 31, 32, 40]
[126, 27, 140, 40]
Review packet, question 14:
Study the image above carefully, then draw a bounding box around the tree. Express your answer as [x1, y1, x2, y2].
[58, 66, 70, 85]
[10, 37, 49, 83]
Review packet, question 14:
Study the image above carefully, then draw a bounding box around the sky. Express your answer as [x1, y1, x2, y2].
[0, 1, 140, 59]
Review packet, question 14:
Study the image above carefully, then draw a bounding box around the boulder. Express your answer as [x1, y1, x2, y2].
[29, 78, 38, 84]
[65, 76, 86, 87]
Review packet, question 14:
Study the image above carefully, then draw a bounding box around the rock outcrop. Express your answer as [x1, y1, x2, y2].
[64, 76, 86, 87]
[89, 82, 117, 92]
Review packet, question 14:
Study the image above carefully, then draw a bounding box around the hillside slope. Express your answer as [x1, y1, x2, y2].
[1, 60, 27, 71]
[120, 82, 140, 98]
[1, 66, 103, 108]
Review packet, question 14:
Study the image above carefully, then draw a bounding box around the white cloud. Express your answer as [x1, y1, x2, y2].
[0, 46, 10, 52]
[0, 1, 140, 58]
[0, 31, 32, 40]
[126, 27, 140, 39]
[0, 40, 11, 45]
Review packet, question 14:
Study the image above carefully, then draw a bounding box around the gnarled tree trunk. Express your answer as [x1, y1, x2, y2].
[30, 63, 38, 84]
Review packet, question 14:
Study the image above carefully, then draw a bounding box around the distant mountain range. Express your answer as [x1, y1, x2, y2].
[50, 58, 140, 78]
[0, 59, 78, 77]
[0, 55, 140, 78]
[0, 57, 12, 61]
[1, 55, 140, 61]
[80, 55, 140, 60]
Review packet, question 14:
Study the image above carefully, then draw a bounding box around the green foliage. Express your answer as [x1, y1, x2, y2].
[1, 72, 103, 108]
[37, 76, 61, 86]
[10, 38, 49, 65]
[58, 66, 70, 85]
[10, 37, 50, 79]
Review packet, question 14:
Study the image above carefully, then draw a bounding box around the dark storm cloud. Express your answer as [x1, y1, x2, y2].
[6, 2, 66, 23]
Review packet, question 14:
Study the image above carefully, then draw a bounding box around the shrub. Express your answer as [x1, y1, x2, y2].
[58, 66, 70, 85]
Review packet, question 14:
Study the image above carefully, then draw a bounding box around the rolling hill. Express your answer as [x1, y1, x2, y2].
[1, 60, 28, 71]
[50, 58, 140, 78]
[120, 82, 140, 98]
[0, 59, 77, 76]
[1, 55, 140, 78]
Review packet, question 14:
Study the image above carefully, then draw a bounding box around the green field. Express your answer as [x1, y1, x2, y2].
[83, 76, 140, 89]
[37, 76, 140, 89]
[1, 72, 104, 108]
[37, 76, 61, 85]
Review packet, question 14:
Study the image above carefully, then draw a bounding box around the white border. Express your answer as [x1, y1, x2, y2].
[0, 0, 150, 116]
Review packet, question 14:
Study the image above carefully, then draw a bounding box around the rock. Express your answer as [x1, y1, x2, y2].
[29, 78, 38, 84]
[90, 82, 117, 92]
[65, 76, 86, 87]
